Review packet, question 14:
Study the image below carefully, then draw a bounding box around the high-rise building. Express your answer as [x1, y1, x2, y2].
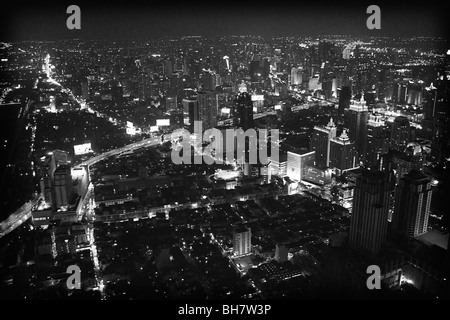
[393, 171, 432, 238]
[249, 60, 262, 82]
[366, 113, 390, 168]
[390, 116, 411, 152]
[165, 96, 178, 112]
[332, 78, 342, 99]
[198, 91, 218, 130]
[286, 150, 315, 181]
[338, 86, 352, 112]
[39, 176, 53, 205]
[182, 97, 199, 132]
[53, 164, 73, 209]
[395, 142, 426, 183]
[310, 117, 337, 167]
[39, 150, 70, 208]
[269, 152, 287, 177]
[349, 169, 391, 254]
[346, 94, 368, 163]
[290, 67, 303, 86]
[201, 70, 220, 91]
[49, 151, 69, 186]
[233, 226, 251, 257]
[234, 91, 254, 130]
[275, 244, 289, 263]
[329, 129, 358, 173]
[406, 80, 424, 106]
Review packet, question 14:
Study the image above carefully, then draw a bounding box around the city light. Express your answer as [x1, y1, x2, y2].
[0, 10, 449, 303]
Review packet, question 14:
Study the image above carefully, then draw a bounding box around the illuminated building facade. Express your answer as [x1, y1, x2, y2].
[53, 165, 73, 209]
[310, 117, 337, 167]
[198, 91, 218, 130]
[286, 150, 315, 182]
[233, 226, 251, 257]
[182, 97, 199, 132]
[390, 116, 411, 152]
[393, 171, 432, 238]
[330, 130, 358, 173]
[366, 113, 390, 168]
[346, 94, 368, 163]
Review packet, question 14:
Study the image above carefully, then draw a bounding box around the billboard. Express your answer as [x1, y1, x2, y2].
[74, 143, 93, 155]
[126, 127, 136, 135]
[251, 94, 264, 101]
[156, 119, 170, 126]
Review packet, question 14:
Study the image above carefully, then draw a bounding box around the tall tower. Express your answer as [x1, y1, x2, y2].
[390, 116, 411, 152]
[53, 164, 73, 209]
[233, 226, 252, 257]
[310, 117, 337, 167]
[338, 86, 351, 111]
[290, 67, 303, 86]
[366, 113, 390, 168]
[396, 143, 426, 183]
[329, 129, 358, 173]
[349, 169, 391, 254]
[234, 91, 254, 130]
[346, 93, 368, 163]
[393, 170, 432, 238]
[40, 150, 72, 210]
[200, 69, 220, 91]
[198, 91, 218, 130]
[182, 97, 199, 133]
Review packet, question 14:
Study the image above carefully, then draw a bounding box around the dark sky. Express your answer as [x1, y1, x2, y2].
[0, 0, 448, 41]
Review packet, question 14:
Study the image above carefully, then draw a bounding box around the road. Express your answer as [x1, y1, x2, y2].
[0, 197, 40, 238]
[75, 135, 162, 168]
[0, 134, 166, 239]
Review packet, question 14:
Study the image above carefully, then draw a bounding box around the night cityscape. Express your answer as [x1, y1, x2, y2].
[1, 1, 449, 307]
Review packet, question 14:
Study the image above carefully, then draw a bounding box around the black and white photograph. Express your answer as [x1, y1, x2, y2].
[0, 0, 449, 309]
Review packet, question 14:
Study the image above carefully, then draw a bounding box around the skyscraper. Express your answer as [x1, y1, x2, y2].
[366, 113, 390, 168]
[338, 85, 351, 112]
[290, 67, 303, 86]
[53, 164, 73, 209]
[233, 226, 251, 257]
[329, 129, 358, 173]
[165, 96, 178, 112]
[390, 116, 411, 152]
[310, 117, 337, 167]
[286, 150, 315, 182]
[395, 142, 426, 183]
[182, 97, 199, 132]
[39, 150, 71, 210]
[393, 170, 432, 238]
[234, 91, 254, 130]
[349, 169, 391, 254]
[249, 60, 263, 82]
[201, 70, 220, 91]
[346, 94, 368, 163]
[198, 91, 218, 130]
